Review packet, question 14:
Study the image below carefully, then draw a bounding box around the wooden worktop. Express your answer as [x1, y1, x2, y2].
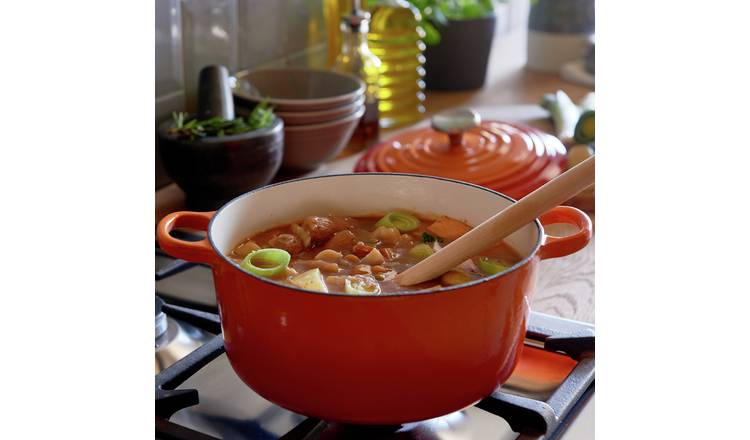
[155, 28, 595, 324]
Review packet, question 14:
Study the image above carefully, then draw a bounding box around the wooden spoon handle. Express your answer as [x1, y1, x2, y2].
[395, 155, 595, 286]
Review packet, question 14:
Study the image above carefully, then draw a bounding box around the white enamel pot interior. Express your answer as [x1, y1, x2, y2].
[209, 173, 542, 280]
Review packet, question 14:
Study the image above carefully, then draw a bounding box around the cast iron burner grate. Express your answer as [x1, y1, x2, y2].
[155, 252, 594, 440]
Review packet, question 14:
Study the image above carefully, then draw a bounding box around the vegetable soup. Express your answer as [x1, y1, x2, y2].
[228, 211, 522, 294]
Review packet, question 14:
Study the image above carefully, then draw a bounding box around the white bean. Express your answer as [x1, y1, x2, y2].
[314, 249, 343, 262]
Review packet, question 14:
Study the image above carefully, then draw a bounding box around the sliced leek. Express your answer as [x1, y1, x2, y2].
[344, 275, 382, 295]
[478, 258, 510, 276]
[408, 243, 433, 261]
[240, 248, 290, 278]
[375, 211, 420, 232]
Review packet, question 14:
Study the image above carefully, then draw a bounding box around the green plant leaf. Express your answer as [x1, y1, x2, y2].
[422, 21, 441, 45]
[462, 3, 485, 18]
[168, 102, 275, 140]
[419, 0, 494, 21]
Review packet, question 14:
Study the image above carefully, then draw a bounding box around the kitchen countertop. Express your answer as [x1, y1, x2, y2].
[155, 27, 595, 324]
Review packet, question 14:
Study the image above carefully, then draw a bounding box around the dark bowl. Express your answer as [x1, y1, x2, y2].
[157, 117, 284, 210]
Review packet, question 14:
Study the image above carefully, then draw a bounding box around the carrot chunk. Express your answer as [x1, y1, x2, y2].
[426, 216, 472, 241]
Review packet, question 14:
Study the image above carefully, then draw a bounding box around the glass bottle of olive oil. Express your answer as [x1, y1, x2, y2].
[366, 0, 426, 128]
[324, 0, 350, 67]
[332, 3, 381, 149]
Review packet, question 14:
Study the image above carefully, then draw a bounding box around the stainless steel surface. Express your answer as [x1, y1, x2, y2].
[156, 254, 216, 308]
[157, 251, 594, 438]
[156, 310, 168, 339]
[155, 312, 214, 374]
[172, 353, 518, 440]
[171, 353, 307, 439]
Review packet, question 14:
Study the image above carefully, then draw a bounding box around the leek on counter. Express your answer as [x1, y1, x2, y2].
[573, 110, 595, 144]
[539, 90, 595, 141]
[540, 90, 580, 140]
[578, 92, 595, 112]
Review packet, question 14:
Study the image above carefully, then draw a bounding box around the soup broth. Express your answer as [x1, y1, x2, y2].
[228, 212, 522, 294]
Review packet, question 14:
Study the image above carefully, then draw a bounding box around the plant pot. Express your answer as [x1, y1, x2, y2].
[526, 0, 595, 73]
[423, 14, 496, 91]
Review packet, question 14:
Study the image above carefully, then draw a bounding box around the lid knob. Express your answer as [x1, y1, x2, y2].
[431, 108, 481, 150]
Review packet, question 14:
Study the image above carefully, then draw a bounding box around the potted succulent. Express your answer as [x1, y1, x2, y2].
[412, 0, 498, 90]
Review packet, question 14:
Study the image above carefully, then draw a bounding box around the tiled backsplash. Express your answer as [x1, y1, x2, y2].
[155, 0, 328, 188]
[156, 0, 327, 122]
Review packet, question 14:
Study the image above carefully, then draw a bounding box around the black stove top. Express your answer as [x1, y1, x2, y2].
[155, 252, 594, 440]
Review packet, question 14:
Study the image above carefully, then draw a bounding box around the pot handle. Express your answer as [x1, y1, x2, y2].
[157, 211, 217, 265]
[538, 206, 592, 260]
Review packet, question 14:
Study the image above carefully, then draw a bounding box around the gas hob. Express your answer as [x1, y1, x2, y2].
[155, 250, 594, 440]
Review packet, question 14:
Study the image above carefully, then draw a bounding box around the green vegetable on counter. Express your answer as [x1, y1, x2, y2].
[477, 257, 509, 276]
[540, 90, 580, 140]
[169, 101, 275, 141]
[408, 243, 434, 260]
[578, 92, 595, 112]
[375, 211, 421, 232]
[240, 248, 290, 278]
[573, 110, 595, 144]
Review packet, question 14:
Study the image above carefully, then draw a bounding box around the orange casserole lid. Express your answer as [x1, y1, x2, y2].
[354, 109, 567, 199]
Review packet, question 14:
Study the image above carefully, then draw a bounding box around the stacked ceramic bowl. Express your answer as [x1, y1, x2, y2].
[233, 68, 365, 171]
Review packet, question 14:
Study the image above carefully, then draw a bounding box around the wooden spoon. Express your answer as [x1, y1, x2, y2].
[395, 155, 595, 286]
